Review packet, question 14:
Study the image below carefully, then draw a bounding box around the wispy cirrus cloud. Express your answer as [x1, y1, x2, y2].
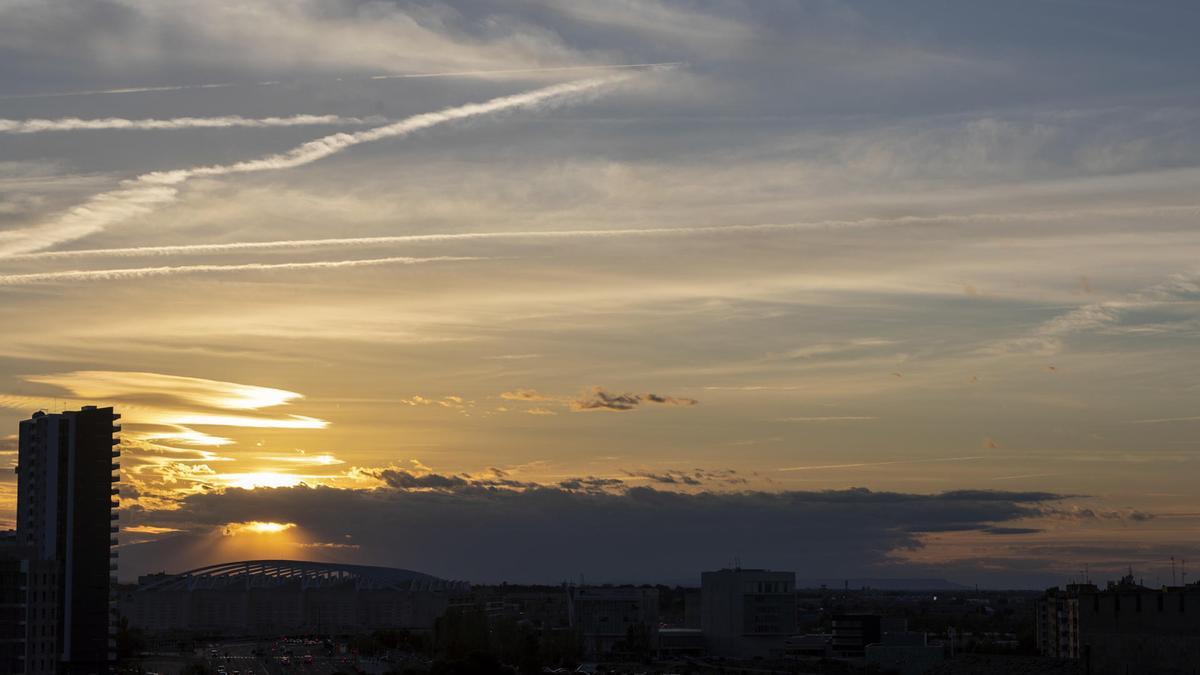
[0, 0, 600, 88]
[0, 75, 633, 257]
[987, 270, 1200, 355]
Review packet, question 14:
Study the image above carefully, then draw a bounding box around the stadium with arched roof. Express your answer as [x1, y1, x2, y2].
[137, 559, 465, 592]
[120, 559, 467, 636]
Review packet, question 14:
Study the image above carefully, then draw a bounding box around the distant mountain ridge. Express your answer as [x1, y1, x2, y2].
[798, 578, 970, 590]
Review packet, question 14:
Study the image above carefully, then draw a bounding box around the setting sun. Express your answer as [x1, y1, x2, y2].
[223, 521, 296, 536]
[219, 472, 308, 490]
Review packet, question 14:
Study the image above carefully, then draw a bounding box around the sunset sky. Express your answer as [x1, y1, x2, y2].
[1, 0, 1199, 587]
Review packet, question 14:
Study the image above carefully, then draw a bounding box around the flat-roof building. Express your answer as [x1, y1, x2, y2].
[14, 407, 120, 675]
[701, 568, 796, 658]
[569, 586, 658, 656]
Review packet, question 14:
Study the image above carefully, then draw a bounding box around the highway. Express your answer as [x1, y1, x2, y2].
[198, 639, 365, 675]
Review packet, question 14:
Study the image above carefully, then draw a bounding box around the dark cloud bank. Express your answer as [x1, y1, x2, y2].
[122, 481, 1064, 587]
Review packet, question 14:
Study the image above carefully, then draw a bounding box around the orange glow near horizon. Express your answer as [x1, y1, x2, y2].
[218, 471, 310, 489]
[224, 521, 296, 536]
[208, 521, 304, 564]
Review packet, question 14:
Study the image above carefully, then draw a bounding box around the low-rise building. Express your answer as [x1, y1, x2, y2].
[701, 568, 796, 658]
[1036, 583, 1092, 658]
[1077, 577, 1200, 675]
[784, 633, 832, 658]
[865, 630, 944, 675]
[832, 613, 881, 657]
[656, 627, 705, 657]
[569, 586, 658, 656]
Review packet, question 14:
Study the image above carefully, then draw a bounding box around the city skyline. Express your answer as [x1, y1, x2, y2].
[2, 1, 1200, 590]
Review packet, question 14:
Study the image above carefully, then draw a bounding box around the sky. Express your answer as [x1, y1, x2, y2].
[1, 0, 1199, 589]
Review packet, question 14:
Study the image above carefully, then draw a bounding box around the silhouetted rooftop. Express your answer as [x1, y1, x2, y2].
[136, 559, 467, 592]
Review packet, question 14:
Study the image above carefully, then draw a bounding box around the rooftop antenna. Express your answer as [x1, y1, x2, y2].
[1183, 559, 1189, 586]
[1172, 557, 1177, 586]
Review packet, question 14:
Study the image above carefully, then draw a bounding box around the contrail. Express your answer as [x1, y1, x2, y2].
[8, 203, 1197, 262]
[5, 226, 744, 260]
[0, 82, 242, 100]
[369, 62, 683, 80]
[0, 256, 483, 285]
[0, 75, 631, 258]
[0, 62, 675, 100]
[779, 456, 986, 472]
[0, 114, 382, 134]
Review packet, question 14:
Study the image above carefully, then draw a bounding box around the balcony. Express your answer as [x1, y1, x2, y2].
[110, 526, 118, 534]
[109, 500, 119, 509]
[110, 474, 118, 483]
[112, 425, 121, 433]
[110, 462, 119, 471]
[109, 538, 118, 547]
[110, 512, 119, 521]
[109, 550, 119, 559]
[110, 488, 119, 496]
[111, 449, 121, 458]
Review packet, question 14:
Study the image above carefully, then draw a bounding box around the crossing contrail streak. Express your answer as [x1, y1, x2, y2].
[0, 114, 381, 134]
[7, 203, 1197, 262]
[368, 62, 683, 80]
[0, 256, 483, 285]
[0, 75, 631, 258]
[4, 227, 725, 260]
[778, 456, 986, 472]
[0, 82, 242, 100]
[0, 62, 676, 99]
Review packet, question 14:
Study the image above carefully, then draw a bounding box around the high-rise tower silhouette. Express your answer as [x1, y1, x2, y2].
[15, 406, 120, 674]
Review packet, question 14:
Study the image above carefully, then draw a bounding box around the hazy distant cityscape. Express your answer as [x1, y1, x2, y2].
[3, 407, 1199, 674]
